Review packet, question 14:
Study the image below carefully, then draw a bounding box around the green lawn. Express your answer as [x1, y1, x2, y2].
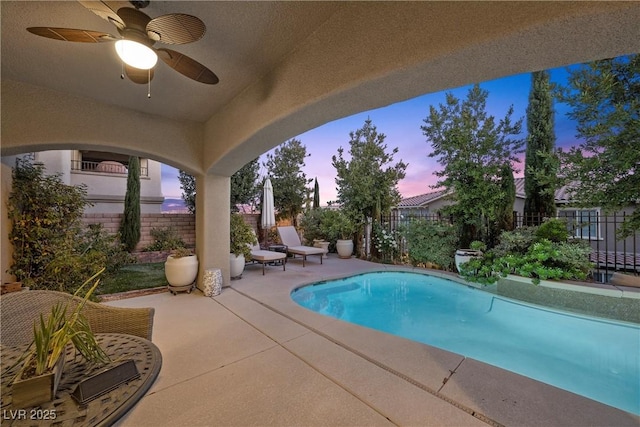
[97, 263, 167, 295]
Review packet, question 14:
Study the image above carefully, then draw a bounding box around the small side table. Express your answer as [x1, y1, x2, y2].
[268, 244, 288, 254]
[203, 268, 223, 297]
[267, 245, 288, 266]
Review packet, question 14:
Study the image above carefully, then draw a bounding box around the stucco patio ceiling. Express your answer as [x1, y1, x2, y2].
[2, 1, 640, 176]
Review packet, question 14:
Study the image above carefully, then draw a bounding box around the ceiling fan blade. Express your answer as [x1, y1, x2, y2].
[146, 14, 205, 45]
[117, 7, 152, 33]
[27, 27, 117, 43]
[157, 48, 219, 84]
[125, 64, 154, 84]
[77, 1, 125, 30]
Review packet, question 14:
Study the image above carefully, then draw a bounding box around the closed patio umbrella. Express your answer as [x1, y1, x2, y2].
[261, 177, 276, 245]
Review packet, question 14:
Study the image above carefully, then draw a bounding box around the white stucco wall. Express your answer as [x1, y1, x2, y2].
[34, 150, 164, 214]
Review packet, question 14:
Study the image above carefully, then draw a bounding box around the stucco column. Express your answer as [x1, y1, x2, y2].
[195, 172, 230, 290]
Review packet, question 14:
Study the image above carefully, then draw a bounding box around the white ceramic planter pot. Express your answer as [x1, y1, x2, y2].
[336, 239, 354, 259]
[165, 255, 199, 287]
[454, 249, 483, 273]
[313, 240, 330, 258]
[230, 254, 245, 278]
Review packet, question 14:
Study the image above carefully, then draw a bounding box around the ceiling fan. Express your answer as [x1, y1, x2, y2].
[26, 0, 219, 88]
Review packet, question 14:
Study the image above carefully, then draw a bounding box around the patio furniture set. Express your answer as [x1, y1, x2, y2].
[0, 290, 160, 426]
[248, 226, 326, 274]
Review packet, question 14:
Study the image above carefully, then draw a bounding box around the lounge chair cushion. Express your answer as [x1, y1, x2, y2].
[277, 226, 325, 267]
[286, 245, 325, 256]
[250, 249, 287, 262]
[248, 229, 287, 274]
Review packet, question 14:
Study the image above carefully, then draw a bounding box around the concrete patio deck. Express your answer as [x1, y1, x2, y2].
[108, 255, 639, 427]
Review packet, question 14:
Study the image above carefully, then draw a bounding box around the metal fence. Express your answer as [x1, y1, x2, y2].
[376, 211, 639, 284]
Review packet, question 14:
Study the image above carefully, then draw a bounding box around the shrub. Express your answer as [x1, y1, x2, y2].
[143, 227, 186, 251]
[461, 237, 593, 285]
[299, 209, 325, 245]
[230, 212, 256, 259]
[491, 226, 537, 258]
[322, 209, 356, 241]
[81, 224, 135, 274]
[8, 158, 90, 288]
[403, 219, 458, 270]
[535, 218, 570, 243]
[7, 159, 131, 294]
[372, 221, 399, 263]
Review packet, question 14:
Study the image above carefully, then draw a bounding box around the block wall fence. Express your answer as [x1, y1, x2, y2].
[82, 213, 197, 252]
[81, 212, 262, 254]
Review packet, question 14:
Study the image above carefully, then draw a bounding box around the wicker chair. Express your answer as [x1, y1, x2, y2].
[0, 290, 155, 347]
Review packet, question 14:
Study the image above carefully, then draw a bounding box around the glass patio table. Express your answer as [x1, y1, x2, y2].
[1, 333, 162, 426]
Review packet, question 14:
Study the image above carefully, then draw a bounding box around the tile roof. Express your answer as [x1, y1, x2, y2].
[396, 189, 449, 207]
[514, 177, 574, 203]
[399, 178, 574, 208]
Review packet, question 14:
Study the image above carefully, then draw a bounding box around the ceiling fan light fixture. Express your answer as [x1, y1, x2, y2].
[115, 39, 157, 69]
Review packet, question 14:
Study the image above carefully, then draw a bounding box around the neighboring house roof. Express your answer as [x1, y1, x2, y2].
[513, 178, 573, 204]
[398, 178, 574, 209]
[396, 189, 449, 208]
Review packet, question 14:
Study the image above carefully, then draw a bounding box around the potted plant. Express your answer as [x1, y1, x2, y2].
[230, 213, 257, 278]
[455, 240, 486, 274]
[164, 246, 199, 292]
[300, 209, 330, 257]
[325, 210, 356, 259]
[12, 269, 110, 408]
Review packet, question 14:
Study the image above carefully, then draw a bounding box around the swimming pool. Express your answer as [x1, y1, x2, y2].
[291, 271, 640, 415]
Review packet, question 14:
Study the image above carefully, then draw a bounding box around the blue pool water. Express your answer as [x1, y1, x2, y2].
[291, 271, 640, 415]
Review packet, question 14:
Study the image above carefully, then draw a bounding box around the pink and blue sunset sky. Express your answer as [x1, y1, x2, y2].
[162, 65, 580, 205]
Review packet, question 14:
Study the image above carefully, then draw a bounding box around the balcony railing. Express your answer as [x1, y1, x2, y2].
[71, 160, 148, 177]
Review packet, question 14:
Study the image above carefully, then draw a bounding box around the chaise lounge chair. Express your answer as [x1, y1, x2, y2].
[248, 232, 287, 275]
[277, 226, 325, 267]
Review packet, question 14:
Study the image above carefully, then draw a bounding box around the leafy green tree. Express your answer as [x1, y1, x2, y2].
[264, 138, 311, 225]
[332, 118, 407, 224]
[421, 84, 524, 247]
[524, 70, 558, 225]
[178, 170, 196, 214]
[179, 158, 260, 214]
[489, 164, 516, 246]
[555, 54, 639, 237]
[120, 156, 141, 251]
[230, 157, 260, 211]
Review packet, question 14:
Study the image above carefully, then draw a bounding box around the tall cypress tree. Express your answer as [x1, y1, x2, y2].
[524, 70, 557, 225]
[120, 156, 141, 252]
[490, 164, 516, 246]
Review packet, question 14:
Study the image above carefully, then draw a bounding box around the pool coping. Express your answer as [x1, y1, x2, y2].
[233, 261, 640, 423]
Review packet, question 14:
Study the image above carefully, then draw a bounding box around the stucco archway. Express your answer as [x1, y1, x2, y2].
[2, 1, 639, 286]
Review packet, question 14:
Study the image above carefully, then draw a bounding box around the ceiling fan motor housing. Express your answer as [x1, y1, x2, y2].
[130, 1, 150, 9]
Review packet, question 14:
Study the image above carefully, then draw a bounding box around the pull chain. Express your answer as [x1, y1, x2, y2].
[147, 68, 151, 98]
[120, 61, 125, 79]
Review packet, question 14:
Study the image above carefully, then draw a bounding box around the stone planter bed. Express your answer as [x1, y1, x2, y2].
[494, 274, 640, 324]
